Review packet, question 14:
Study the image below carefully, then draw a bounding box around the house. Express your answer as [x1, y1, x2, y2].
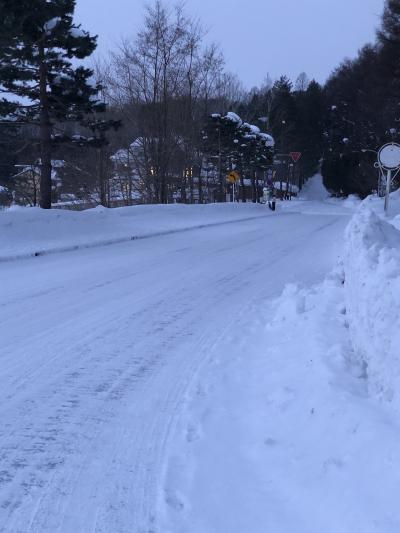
[273, 181, 299, 199]
[110, 139, 149, 204]
[11, 160, 64, 206]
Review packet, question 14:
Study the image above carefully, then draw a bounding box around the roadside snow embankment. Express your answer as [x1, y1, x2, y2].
[0, 203, 271, 262]
[344, 205, 400, 407]
[163, 270, 400, 533]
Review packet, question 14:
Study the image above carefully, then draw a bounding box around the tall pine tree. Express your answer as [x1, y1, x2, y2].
[0, 0, 104, 208]
[378, 0, 400, 77]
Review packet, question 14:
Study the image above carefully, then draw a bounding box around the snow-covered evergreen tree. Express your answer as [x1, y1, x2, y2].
[379, 0, 400, 54]
[0, 0, 104, 208]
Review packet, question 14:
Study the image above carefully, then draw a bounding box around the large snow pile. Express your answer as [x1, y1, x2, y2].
[344, 205, 400, 408]
[299, 174, 330, 201]
[0, 203, 271, 261]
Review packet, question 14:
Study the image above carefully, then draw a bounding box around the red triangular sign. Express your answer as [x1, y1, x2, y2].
[290, 152, 302, 163]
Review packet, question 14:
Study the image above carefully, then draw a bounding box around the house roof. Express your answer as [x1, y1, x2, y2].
[11, 160, 65, 181]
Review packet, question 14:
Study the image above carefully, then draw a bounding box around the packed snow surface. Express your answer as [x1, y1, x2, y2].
[1, 179, 400, 532]
[163, 275, 400, 533]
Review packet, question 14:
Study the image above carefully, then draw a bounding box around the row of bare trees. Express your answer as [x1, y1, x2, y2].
[97, 1, 245, 204]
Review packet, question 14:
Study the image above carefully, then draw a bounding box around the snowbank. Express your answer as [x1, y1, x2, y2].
[0, 203, 272, 262]
[162, 272, 400, 532]
[299, 174, 330, 201]
[344, 205, 400, 408]
[280, 174, 361, 216]
[362, 188, 400, 227]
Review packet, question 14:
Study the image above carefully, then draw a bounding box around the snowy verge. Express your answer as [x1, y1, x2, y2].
[0, 203, 273, 262]
[298, 173, 330, 201]
[362, 188, 400, 229]
[281, 174, 361, 216]
[344, 203, 400, 409]
[160, 272, 400, 532]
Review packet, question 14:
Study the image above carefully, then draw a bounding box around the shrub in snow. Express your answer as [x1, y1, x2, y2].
[344, 205, 400, 407]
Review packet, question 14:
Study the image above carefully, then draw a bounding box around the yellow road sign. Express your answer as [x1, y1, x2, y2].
[227, 170, 240, 183]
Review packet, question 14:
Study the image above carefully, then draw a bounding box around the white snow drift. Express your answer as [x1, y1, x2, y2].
[344, 202, 400, 409]
[0, 202, 271, 261]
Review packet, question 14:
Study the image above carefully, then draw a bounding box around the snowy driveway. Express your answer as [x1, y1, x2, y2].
[0, 210, 348, 532]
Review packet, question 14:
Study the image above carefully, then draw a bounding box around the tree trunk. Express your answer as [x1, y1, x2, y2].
[240, 159, 246, 202]
[255, 170, 260, 203]
[189, 169, 194, 203]
[160, 172, 167, 203]
[198, 163, 203, 204]
[251, 171, 257, 203]
[39, 48, 52, 209]
[99, 146, 107, 207]
[218, 128, 225, 202]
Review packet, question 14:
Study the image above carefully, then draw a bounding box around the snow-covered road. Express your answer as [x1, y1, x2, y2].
[0, 209, 348, 532]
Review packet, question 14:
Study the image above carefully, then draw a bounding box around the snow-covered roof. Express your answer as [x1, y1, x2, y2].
[130, 138, 145, 150]
[110, 149, 129, 164]
[111, 138, 148, 164]
[12, 160, 65, 181]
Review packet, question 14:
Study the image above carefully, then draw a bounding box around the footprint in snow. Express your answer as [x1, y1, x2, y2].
[165, 490, 185, 512]
[186, 424, 201, 443]
[264, 437, 279, 447]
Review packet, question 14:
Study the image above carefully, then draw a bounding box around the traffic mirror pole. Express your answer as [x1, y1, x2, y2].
[385, 169, 392, 213]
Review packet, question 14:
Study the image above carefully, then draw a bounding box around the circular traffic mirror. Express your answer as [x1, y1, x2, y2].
[378, 143, 400, 170]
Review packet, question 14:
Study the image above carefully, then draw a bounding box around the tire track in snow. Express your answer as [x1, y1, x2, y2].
[0, 214, 348, 532]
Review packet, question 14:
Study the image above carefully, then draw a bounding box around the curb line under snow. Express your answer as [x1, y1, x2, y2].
[0, 213, 273, 263]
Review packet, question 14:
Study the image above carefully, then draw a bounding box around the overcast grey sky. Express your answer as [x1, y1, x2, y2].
[75, 0, 385, 88]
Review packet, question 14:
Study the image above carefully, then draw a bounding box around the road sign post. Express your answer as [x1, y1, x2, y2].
[290, 152, 302, 163]
[227, 171, 240, 203]
[288, 153, 302, 198]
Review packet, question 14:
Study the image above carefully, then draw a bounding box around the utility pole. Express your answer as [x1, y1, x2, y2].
[218, 126, 223, 202]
